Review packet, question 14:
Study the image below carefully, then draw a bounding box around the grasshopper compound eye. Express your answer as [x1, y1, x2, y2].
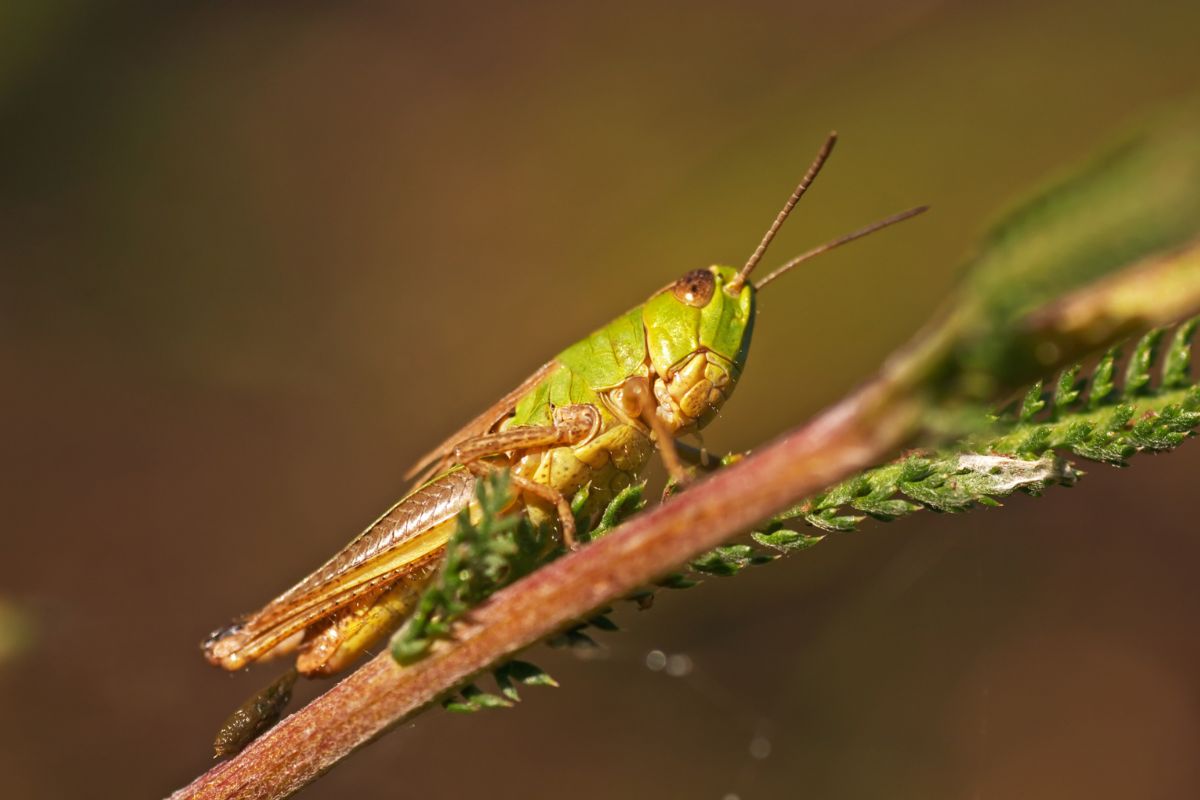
[672, 269, 715, 307]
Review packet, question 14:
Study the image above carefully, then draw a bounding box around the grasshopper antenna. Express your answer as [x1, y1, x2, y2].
[726, 130, 838, 294]
[753, 205, 929, 291]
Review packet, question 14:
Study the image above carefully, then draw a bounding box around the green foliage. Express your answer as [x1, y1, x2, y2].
[984, 324, 1200, 464]
[1054, 364, 1082, 408]
[1088, 348, 1119, 409]
[1163, 319, 1199, 389]
[579, 482, 647, 541]
[690, 545, 775, 576]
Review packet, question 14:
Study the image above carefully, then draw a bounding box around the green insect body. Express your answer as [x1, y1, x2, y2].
[203, 265, 754, 682]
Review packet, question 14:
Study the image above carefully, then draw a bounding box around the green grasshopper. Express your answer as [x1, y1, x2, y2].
[203, 132, 925, 715]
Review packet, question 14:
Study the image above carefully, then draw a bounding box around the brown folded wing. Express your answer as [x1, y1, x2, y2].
[206, 468, 477, 669]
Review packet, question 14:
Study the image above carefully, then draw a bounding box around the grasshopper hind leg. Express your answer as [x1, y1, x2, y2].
[295, 562, 440, 677]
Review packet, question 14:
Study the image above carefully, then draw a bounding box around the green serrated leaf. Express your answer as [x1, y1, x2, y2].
[1123, 329, 1165, 397]
[1054, 365, 1083, 412]
[493, 669, 521, 702]
[1088, 348, 1119, 409]
[752, 529, 824, 552]
[1015, 425, 1052, 455]
[1019, 380, 1046, 422]
[442, 697, 477, 714]
[897, 457, 935, 483]
[594, 483, 647, 536]
[391, 637, 430, 665]
[460, 684, 513, 709]
[1162, 318, 1199, 388]
[801, 509, 864, 532]
[853, 496, 921, 519]
[503, 660, 559, 688]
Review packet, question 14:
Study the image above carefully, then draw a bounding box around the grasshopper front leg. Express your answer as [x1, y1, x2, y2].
[612, 376, 691, 486]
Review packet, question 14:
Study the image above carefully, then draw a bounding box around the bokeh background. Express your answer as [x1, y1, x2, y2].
[3, 1, 1200, 798]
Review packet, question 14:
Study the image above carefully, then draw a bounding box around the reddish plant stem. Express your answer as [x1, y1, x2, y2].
[169, 376, 923, 800]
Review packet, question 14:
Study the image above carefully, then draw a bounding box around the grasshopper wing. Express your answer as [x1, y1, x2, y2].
[205, 468, 477, 671]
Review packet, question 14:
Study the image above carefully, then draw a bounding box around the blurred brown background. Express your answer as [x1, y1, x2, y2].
[3, 1, 1200, 798]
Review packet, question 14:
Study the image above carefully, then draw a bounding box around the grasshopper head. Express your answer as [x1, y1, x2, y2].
[642, 265, 755, 433]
